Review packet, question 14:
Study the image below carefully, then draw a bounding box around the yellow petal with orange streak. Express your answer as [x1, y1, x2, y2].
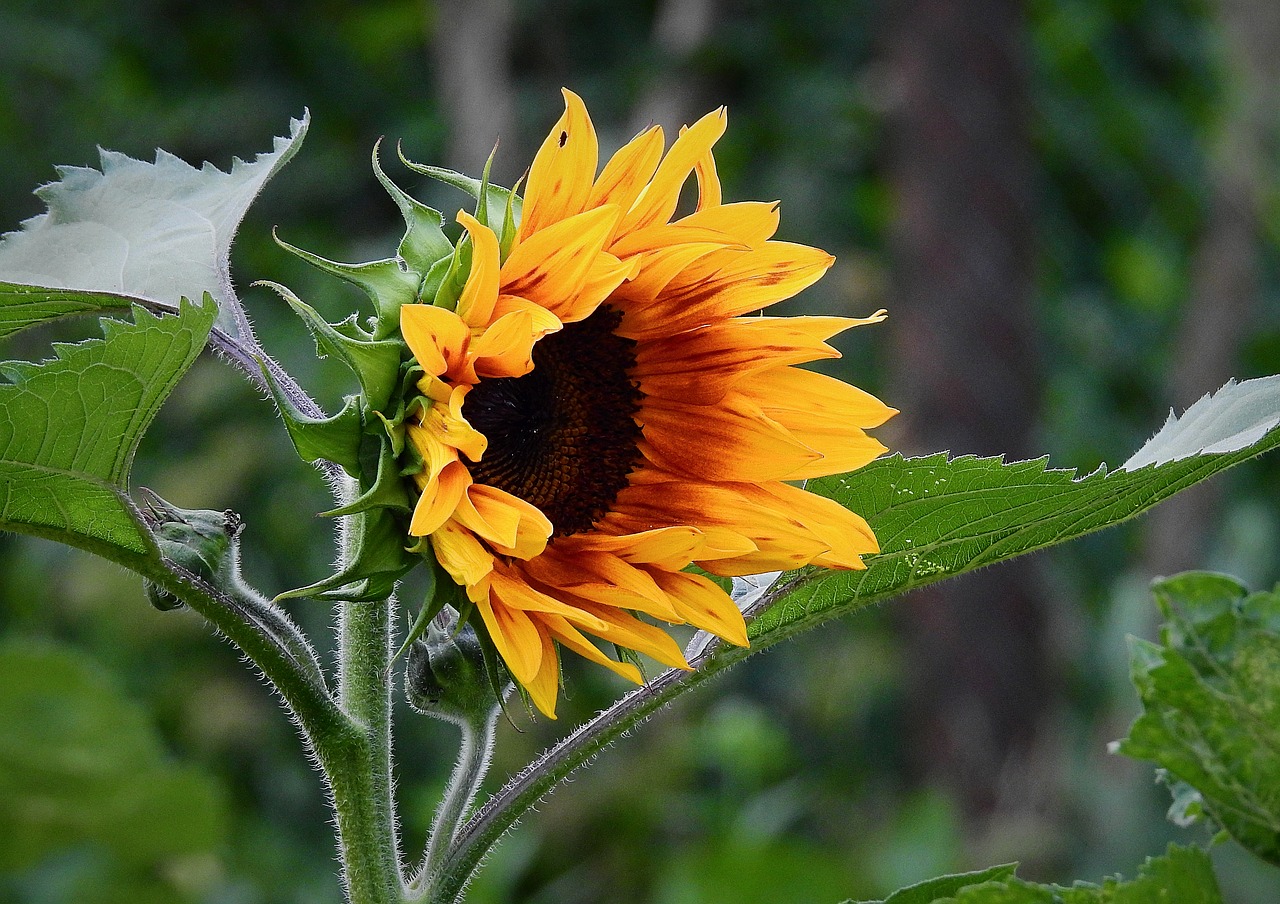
[477, 596, 544, 686]
[564, 526, 706, 570]
[521, 547, 679, 621]
[569, 603, 691, 672]
[757, 481, 878, 568]
[401, 304, 470, 378]
[587, 124, 664, 225]
[748, 364, 897, 429]
[431, 521, 494, 595]
[519, 88, 599, 241]
[650, 569, 749, 648]
[408, 459, 469, 536]
[488, 566, 608, 630]
[607, 471, 833, 575]
[492, 295, 563, 341]
[501, 205, 621, 320]
[468, 308, 539, 379]
[619, 107, 727, 236]
[540, 613, 643, 685]
[608, 223, 743, 259]
[554, 252, 639, 325]
[455, 211, 501, 328]
[608, 242, 726, 306]
[638, 392, 821, 483]
[618, 241, 835, 340]
[678, 201, 781, 247]
[633, 315, 863, 406]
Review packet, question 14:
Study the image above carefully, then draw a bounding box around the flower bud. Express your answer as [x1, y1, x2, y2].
[140, 490, 241, 611]
[405, 607, 505, 726]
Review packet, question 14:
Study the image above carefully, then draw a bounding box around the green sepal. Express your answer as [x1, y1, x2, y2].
[397, 145, 522, 252]
[259, 362, 362, 474]
[499, 177, 521, 261]
[418, 252, 456, 309]
[258, 280, 401, 412]
[371, 138, 454, 277]
[391, 552, 447, 665]
[275, 507, 414, 603]
[321, 436, 411, 517]
[432, 238, 470, 312]
[271, 232, 419, 339]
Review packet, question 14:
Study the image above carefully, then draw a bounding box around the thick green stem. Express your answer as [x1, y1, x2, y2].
[327, 595, 403, 903]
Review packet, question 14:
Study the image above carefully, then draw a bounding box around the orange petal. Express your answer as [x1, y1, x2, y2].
[638, 391, 821, 482]
[468, 308, 540, 379]
[617, 241, 835, 340]
[521, 547, 679, 621]
[520, 88, 599, 240]
[567, 603, 691, 672]
[420, 385, 487, 461]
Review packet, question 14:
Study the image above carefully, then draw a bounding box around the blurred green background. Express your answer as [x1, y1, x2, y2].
[2, 0, 1280, 901]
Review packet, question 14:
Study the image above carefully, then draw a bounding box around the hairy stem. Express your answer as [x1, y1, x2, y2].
[410, 711, 499, 899]
[326, 595, 403, 903]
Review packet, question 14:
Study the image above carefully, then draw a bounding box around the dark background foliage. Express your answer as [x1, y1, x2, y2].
[2, 0, 1279, 901]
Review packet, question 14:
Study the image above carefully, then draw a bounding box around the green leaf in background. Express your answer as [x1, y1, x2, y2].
[847, 863, 1017, 903]
[0, 114, 308, 342]
[0, 640, 226, 875]
[751, 375, 1280, 650]
[849, 845, 1221, 903]
[1114, 571, 1280, 866]
[0, 298, 214, 563]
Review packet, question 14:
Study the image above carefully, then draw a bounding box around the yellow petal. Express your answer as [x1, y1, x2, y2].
[619, 107, 727, 236]
[522, 630, 562, 718]
[408, 459, 469, 537]
[455, 211, 501, 328]
[541, 613, 643, 684]
[651, 569, 748, 647]
[520, 88, 599, 240]
[401, 304, 470, 378]
[501, 205, 622, 321]
[431, 520, 494, 594]
[677, 201, 780, 247]
[587, 125, 664, 224]
[477, 596, 544, 685]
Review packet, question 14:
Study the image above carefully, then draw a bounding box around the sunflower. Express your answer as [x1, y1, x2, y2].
[401, 90, 894, 717]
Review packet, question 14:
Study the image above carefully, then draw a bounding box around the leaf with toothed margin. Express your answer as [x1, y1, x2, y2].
[754, 374, 1280, 653]
[0, 298, 215, 566]
[0, 114, 308, 343]
[276, 507, 415, 603]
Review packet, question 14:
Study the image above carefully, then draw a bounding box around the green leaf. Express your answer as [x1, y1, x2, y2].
[754, 374, 1280, 650]
[0, 114, 308, 342]
[849, 846, 1220, 904]
[0, 640, 226, 872]
[0, 298, 214, 563]
[1114, 572, 1280, 866]
[847, 864, 1018, 904]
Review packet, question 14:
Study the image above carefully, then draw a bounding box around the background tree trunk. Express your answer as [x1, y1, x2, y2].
[428, 0, 518, 184]
[1141, 0, 1280, 578]
[882, 0, 1048, 825]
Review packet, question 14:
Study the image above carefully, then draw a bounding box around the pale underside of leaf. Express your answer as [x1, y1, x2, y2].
[1123, 374, 1280, 469]
[0, 114, 308, 343]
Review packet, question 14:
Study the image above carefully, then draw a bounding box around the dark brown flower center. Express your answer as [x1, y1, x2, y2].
[461, 305, 643, 537]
